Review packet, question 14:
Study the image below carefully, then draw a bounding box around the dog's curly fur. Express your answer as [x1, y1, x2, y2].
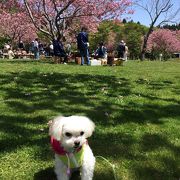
[49, 115, 95, 180]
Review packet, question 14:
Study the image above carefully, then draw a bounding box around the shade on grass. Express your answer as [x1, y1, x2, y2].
[0, 59, 179, 180]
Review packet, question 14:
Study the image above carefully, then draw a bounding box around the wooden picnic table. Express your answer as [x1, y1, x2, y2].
[14, 53, 34, 59]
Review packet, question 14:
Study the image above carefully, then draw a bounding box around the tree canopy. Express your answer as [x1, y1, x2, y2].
[89, 21, 148, 59]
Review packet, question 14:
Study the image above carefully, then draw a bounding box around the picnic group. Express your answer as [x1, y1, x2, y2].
[0, 27, 128, 66]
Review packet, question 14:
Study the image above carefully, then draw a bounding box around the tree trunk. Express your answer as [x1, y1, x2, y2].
[140, 25, 154, 61]
[140, 37, 148, 61]
[140, 51, 146, 61]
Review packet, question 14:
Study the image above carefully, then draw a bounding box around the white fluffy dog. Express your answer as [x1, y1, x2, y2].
[49, 115, 95, 180]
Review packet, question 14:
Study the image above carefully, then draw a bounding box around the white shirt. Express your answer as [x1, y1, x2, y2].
[49, 44, 53, 50]
[34, 40, 38, 48]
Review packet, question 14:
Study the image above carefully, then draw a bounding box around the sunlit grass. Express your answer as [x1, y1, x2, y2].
[0, 59, 180, 180]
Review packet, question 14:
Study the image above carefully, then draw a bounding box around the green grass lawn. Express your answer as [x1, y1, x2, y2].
[0, 59, 179, 180]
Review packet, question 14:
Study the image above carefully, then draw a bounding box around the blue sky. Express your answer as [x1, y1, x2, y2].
[127, 0, 180, 26]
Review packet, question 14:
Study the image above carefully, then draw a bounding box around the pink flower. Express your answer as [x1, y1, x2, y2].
[147, 29, 180, 53]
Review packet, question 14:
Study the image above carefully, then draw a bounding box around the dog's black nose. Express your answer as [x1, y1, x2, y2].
[74, 141, 80, 147]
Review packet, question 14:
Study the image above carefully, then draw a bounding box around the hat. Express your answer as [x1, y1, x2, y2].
[121, 40, 124, 43]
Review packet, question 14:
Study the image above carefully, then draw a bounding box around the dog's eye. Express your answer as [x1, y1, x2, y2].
[65, 132, 72, 137]
[80, 131, 84, 136]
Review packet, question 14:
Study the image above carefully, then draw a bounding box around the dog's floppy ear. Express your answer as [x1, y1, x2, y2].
[49, 116, 64, 141]
[83, 116, 95, 138]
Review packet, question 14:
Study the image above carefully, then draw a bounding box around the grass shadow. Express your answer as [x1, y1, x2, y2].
[34, 167, 56, 180]
[33, 166, 116, 180]
[0, 64, 180, 179]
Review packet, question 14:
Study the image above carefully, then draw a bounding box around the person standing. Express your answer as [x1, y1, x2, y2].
[49, 42, 54, 56]
[117, 40, 125, 59]
[39, 42, 44, 55]
[77, 27, 90, 65]
[124, 43, 128, 61]
[33, 38, 39, 60]
[29, 41, 34, 54]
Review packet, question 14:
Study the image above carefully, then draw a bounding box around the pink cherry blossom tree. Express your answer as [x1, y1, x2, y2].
[147, 29, 180, 59]
[0, 11, 37, 44]
[23, 0, 134, 41]
[136, 0, 180, 60]
[0, 0, 37, 44]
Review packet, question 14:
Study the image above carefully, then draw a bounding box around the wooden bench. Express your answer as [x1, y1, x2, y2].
[14, 53, 34, 59]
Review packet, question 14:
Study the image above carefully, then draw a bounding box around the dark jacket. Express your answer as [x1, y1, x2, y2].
[77, 31, 88, 50]
[53, 39, 66, 56]
[96, 46, 107, 58]
[19, 42, 24, 49]
[117, 43, 125, 58]
[117, 43, 125, 53]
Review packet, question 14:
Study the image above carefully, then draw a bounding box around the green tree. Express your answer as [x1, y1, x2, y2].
[89, 20, 123, 52]
[89, 21, 148, 59]
[0, 36, 10, 49]
[123, 22, 148, 59]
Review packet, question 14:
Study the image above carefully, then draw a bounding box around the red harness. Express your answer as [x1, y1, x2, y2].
[50, 136, 82, 155]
